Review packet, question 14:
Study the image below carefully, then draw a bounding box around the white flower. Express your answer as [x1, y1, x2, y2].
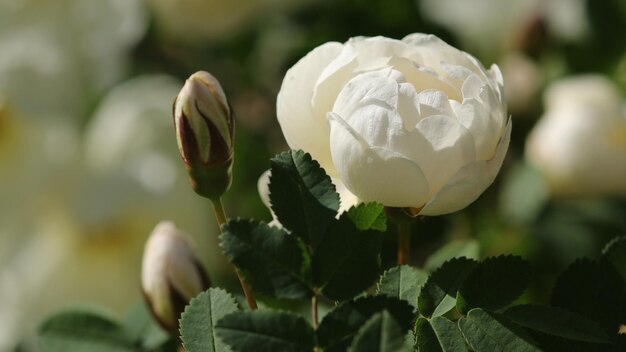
[144, 0, 309, 42]
[420, 0, 589, 56]
[0, 0, 147, 120]
[141, 221, 209, 331]
[277, 34, 510, 215]
[526, 75, 626, 197]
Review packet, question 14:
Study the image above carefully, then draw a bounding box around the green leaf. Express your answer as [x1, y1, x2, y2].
[503, 304, 610, 344]
[456, 255, 531, 315]
[418, 257, 478, 318]
[179, 288, 240, 352]
[415, 316, 467, 352]
[124, 302, 171, 350]
[424, 240, 480, 272]
[377, 265, 428, 309]
[220, 219, 313, 299]
[458, 308, 541, 352]
[317, 296, 415, 352]
[313, 212, 383, 300]
[215, 311, 315, 352]
[38, 311, 134, 352]
[269, 149, 340, 246]
[348, 311, 411, 352]
[602, 236, 626, 282]
[346, 202, 387, 232]
[550, 258, 625, 335]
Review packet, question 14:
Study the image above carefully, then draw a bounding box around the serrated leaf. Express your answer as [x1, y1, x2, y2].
[458, 308, 541, 352]
[418, 257, 478, 318]
[550, 258, 625, 335]
[313, 212, 383, 300]
[424, 240, 480, 272]
[269, 150, 340, 246]
[602, 236, 626, 282]
[503, 304, 610, 344]
[377, 265, 427, 309]
[415, 316, 467, 352]
[38, 311, 134, 352]
[317, 296, 415, 352]
[348, 311, 411, 352]
[215, 311, 315, 352]
[456, 255, 531, 315]
[346, 202, 387, 231]
[179, 288, 239, 352]
[220, 219, 313, 299]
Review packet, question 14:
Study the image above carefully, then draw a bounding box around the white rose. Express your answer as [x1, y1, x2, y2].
[526, 75, 626, 197]
[277, 34, 510, 215]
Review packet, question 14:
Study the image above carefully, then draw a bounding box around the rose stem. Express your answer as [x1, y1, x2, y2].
[211, 198, 258, 310]
[397, 221, 411, 265]
[312, 294, 319, 329]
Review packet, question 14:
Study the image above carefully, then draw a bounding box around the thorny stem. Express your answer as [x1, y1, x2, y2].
[211, 198, 258, 310]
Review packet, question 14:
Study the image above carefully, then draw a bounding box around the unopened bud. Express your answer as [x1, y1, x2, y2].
[141, 221, 210, 332]
[173, 71, 235, 199]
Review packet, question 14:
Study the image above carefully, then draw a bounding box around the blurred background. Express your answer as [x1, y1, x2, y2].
[0, 0, 625, 350]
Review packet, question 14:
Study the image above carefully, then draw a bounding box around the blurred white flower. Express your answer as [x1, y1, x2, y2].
[144, 0, 309, 42]
[420, 0, 589, 57]
[526, 75, 626, 197]
[0, 74, 220, 349]
[84, 75, 182, 195]
[277, 34, 510, 216]
[0, 0, 147, 119]
[500, 52, 542, 115]
[142, 221, 209, 331]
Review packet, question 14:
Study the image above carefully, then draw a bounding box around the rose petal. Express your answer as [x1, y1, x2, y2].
[277, 41, 343, 175]
[329, 112, 430, 208]
[417, 89, 455, 117]
[421, 117, 511, 215]
[414, 115, 477, 195]
[451, 98, 499, 160]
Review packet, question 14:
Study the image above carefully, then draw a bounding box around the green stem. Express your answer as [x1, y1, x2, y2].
[211, 198, 258, 310]
[397, 221, 411, 266]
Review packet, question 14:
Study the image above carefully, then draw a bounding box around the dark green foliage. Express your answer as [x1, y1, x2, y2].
[220, 219, 314, 299]
[179, 288, 239, 352]
[215, 311, 316, 352]
[377, 265, 428, 309]
[550, 259, 625, 336]
[348, 311, 411, 352]
[418, 257, 478, 317]
[458, 309, 541, 352]
[415, 316, 467, 352]
[456, 255, 531, 315]
[313, 211, 384, 300]
[317, 296, 415, 352]
[269, 150, 340, 247]
[504, 304, 610, 344]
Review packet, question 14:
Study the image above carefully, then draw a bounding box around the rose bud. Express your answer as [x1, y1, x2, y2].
[526, 75, 626, 197]
[277, 34, 510, 216]
[141, 221, 210, 332]
[174, 71, 235, 200]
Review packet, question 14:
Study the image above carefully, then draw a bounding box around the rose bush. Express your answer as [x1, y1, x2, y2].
[526, 75, 626, 197]
[277, 33, 510, 215]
